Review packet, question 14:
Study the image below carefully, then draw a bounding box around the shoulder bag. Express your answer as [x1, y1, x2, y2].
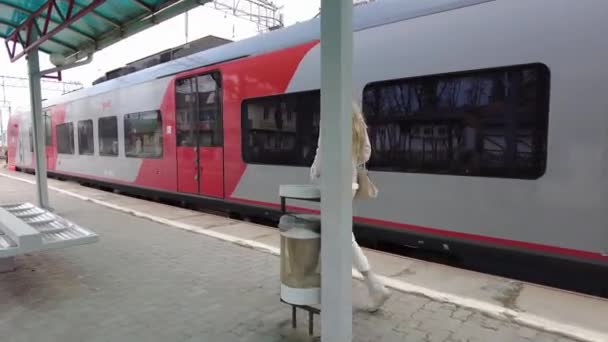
[354, 164, 378, 200]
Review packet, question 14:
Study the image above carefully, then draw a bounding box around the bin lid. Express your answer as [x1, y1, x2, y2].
[279, 184, 359, 199]
[279, 214, 321, 232]
[279, 185, 321, 199]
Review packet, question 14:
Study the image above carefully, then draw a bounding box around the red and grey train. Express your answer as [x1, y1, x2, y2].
[7, 0, 608, 270]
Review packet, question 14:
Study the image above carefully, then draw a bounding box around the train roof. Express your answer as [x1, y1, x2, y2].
[43, 0, 493, 108]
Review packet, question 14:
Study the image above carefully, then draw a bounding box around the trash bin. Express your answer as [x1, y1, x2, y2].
[279, 214, 321, 305]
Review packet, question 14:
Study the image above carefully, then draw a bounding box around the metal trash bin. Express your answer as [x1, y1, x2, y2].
[279, 214, 321, 305]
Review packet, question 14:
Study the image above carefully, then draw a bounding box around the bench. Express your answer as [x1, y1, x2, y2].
[0, 202, 98, 272]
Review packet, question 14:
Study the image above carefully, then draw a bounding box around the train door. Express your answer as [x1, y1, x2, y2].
[175, 72, 224, 198]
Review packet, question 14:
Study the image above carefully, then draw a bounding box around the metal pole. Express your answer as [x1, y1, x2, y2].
[27, 44, 50, 209]
[320, 0, 353, 341]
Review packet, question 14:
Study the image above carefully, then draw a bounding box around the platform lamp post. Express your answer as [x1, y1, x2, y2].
[320, 0, 354, 341]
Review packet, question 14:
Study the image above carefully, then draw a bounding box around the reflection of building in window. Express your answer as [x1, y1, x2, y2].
[56, 122, 75, 155]
[99, 116, 118, 156]
[28, 127, 33, 152]
[242, 90, 319, 166]
[124, 111, 163, 159]
[176, 73, 222, 147]
[363, 64, 549, 179]
[78, 120, 94, 155]
[26, 115, 54, 152]
[176, 79, 196, 146]
[44, 113, 52, 146]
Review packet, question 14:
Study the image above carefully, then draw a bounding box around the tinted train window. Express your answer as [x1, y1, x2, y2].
[99, 116, 118, 156]
[56, 122, 74, 154]
[44, 113, 52, 146]
[28, 127, 33, 152]
[176, 73, 222, 147]
[362, 64, 550, 179]
[28, 115, 52, 151]
[124, 110, 163, 159]
[242, 90, 320, 166]
[78, 120, 94, 155]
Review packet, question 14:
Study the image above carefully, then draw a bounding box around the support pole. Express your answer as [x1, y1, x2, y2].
[320, 0, 353, 341]
[27, 46, 50, 209]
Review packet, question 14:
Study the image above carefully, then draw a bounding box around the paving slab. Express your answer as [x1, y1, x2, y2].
[175, 213, 237, 229]
[392, 259, 521, 308]
[210, 222, 277, 240]
[365, 249, 416, 277]
[102, 195, 154, 207]
[125, 201, 201, 220]
[254, 232, 281, 249]
[516, 284, 608, 335]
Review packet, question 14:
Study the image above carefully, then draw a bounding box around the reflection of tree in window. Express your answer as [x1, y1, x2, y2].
[363, 64, 549, 179]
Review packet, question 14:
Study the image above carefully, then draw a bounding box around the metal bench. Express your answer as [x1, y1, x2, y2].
[0, 202, 98, 272]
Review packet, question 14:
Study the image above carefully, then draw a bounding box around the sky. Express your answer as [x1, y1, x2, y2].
[0, 0, 322, 135]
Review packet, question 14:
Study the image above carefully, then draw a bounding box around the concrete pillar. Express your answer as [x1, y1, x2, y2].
[319, 0, 354, 341]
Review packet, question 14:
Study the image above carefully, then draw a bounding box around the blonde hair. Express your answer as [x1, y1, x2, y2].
[352, 101, 368, 162]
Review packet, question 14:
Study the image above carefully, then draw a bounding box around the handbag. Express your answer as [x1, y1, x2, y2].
[354, 164, 378, 200]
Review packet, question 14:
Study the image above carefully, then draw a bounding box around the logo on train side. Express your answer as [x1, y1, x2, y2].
[102, 101, 111, 110]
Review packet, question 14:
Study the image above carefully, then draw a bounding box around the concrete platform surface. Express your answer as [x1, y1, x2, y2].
[0, 170, 603, 342]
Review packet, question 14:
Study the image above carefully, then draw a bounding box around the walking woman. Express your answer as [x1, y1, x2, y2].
[310, 101, 391, 312]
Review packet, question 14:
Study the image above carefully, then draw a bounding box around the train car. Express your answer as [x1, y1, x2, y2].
[7, 0, 608, 274]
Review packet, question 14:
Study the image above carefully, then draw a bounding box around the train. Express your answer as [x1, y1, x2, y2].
[6, 0, 608, 273]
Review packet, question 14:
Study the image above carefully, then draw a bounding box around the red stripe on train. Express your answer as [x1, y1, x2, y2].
[228, 196, 608, 262]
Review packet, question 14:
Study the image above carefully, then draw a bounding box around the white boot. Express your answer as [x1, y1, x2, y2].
[363, 272, 391, 312]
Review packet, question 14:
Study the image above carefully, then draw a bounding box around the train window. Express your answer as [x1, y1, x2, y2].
[77, 120, 94, 155]
[176, 78, 196, 147]
[56, 122, 74, 154]
[27, 115, 52, 151]
[362, 63, 550, 179]
[242, 90, 320, 166]
[176, 72, 222, 148]
[44, 113, 52, 146]
[124, 110, 163, 159]
[98, 116, 118, 156]
[28, 127, 33, 152]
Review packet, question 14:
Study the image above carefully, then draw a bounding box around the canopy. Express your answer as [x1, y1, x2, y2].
[0, 0, 211, 63]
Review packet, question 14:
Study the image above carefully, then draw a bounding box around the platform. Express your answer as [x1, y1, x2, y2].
[0, 169, 606, 342]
